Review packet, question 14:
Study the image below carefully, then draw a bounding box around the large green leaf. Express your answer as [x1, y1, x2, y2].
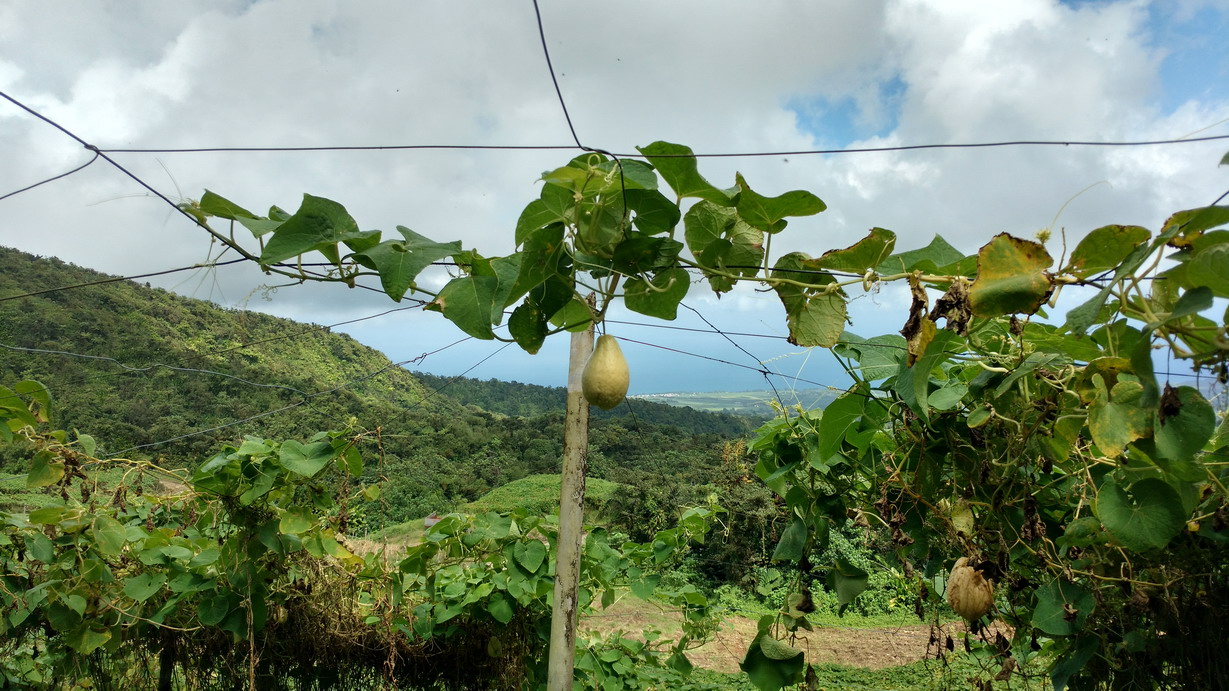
[507, 301, 547, 354]
[123, 572, 167, 603]
[1086, 375, 1152, 458]
[1095, 477, 1185, 552]
[968, 233, 1053, 316]
[1051, 637, 1098, 691]
[260, 194, 364, 265]
[1064, 225, 1150, 279]
[834, 332, 908, 381]
[827, 557, 869, 610]
[1154, 385, 1216, 463]
[513, 540, 547, 574]
[740, 634, 805, 691]
[893, 328, 962, 421]
[815, 228, 896, 273]
[427, 275, 499, 339]
[637, 141, 734, 205]
[353, 226, 461, 301]
[1033, 579, 1094, 636]
[733, 172, 826, 234]
[875, 234, 965, 274]
[27, 449, 64, 488]
[817, 390, 863, 462]
[1185, 242, 1229, 297]
[626, 188, 681, 235]
[784, 293, 846, 348]
[91, 516, 127, 557]
[624, 268, 690, 320]
[771, 517, 808, 563]
[65, 626, 112, 655]
[684, 201, 763, 292]
[278, 440, 335, 477]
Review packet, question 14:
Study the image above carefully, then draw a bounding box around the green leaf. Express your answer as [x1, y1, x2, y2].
[740, 634, 805, 691]
[1154, 385, 1216, 463]
[278, 440, 335, 477]
[815, 228, 896, 273]
[198, 594, 231, 626]
[894, 329, 961, 421]
[510, 224, 568, 299]
[1185, 243, 1229, 297]
[771, 517, 808, 563]
[199, 190, 258, 220]
[684, 201, 763, 292]
[784, 293, 846, 348]
[1033, 579, 1095, 636]
[508, 301, 548, 354]
[637, 141, 734, 205]
[817, 390, 863, 462]
[487, 594, 514, 625]
[1051, 637, 1098, 691]
[626, 189, 681, 235]
[65, 626, 112, 655]
[260, 194, 363, 265]
[1064, 225, 1150, 279]
[27, 449, 64, 488]
[353, 227, 461, 302]
[514, 540, 547, 574]
[427, 275, 498, 339]
[515, 199, 561, 245]
[26, 532, 54, 563]
[827, 557, 870, 609]
[279, 507, 314, 535]
[624, 268, 690, 320]
[968, 233, 1053, 316]
[875, 235, 965, 274]
[834, 332, 907, 381]
[76, 433, 96, 458]
[123, 572, 167, 603]
[733, 172, 826, 233]
[1096, 477, 1185, 552]
[1087, 375, 1152, 458]
[91, 516, 127, 557]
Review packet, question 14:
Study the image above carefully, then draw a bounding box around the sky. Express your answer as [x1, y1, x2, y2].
[1, 0, 1227, 396]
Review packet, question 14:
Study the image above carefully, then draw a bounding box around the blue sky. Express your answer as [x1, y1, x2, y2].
[1, 0, 1227, 395]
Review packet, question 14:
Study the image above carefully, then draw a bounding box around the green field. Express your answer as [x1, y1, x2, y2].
[632, 387, 839, 417]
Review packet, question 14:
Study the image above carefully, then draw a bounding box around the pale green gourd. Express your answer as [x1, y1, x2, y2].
[582, 335, 629, 410]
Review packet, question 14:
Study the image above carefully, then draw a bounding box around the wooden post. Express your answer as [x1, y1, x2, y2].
[547, 325, 593, 690]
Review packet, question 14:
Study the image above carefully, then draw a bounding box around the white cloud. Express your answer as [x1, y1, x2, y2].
[0, 0, 1226, 393]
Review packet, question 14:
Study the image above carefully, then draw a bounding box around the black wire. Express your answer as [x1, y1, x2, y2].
[84, 135, 1229, 158]
[529, 0, 581, 149]
[0, 91, 202, 232]
[680, 302, 785, 409]
[0, 152, 101, 202]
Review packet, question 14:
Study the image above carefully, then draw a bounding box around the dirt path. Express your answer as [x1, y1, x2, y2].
[581, 600, 962, 674]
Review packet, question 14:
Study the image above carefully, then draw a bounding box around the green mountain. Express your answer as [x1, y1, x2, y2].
[0, 247, 751, 526]
[0, 245, 448, 463]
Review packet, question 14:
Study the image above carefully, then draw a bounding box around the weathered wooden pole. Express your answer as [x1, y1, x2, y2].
[547, 324, 593, 690]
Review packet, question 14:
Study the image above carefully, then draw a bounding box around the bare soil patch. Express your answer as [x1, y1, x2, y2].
[580, 599, 971, 674]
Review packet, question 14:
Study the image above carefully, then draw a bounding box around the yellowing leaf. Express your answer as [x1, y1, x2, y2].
[969, 234, 1053, 317]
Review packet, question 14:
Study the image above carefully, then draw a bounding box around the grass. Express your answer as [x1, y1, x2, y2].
[461, 473, 622, 516]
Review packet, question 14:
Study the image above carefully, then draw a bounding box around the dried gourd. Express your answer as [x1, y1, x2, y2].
[947, 557, 994, 620]
[582, 335, 629, 410]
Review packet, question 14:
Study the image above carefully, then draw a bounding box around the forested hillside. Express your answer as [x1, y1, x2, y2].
[0, 246, 751, 525]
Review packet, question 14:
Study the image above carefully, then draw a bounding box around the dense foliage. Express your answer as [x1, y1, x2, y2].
[186, 143, 1227, 690]
[0, 393, 724, 689]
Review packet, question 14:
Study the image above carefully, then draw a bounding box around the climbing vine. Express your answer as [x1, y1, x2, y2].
[4, 142, 1227, 688]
